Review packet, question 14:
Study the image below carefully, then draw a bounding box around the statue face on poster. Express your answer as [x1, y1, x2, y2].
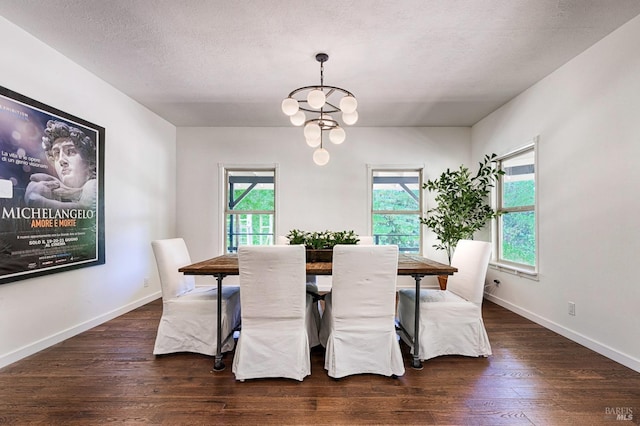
[50, 137, 92, 189]
[42, 120, 97, 185]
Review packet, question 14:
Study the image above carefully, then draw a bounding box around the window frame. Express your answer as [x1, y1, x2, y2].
[367, 164, 424, 254]
[219, 164, 278, 254]
[492, 138, 538, 278]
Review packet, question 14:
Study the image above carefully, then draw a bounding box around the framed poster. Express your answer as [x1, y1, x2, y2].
[0, 86, 105, 284]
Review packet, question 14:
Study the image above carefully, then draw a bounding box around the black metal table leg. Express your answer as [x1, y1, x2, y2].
[411, 274, 424, 370]
[213, 273, 225, 371]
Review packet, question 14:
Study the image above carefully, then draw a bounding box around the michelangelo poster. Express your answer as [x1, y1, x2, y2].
[0, 86, 104, 284]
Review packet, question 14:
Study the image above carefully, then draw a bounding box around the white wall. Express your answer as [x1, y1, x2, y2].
[473, 15, 640, 372]
[0, 17, 176, 367]
[176, 126, 471, 287]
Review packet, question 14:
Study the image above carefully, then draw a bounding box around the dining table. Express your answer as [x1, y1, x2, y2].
[179, 252, 457, 371]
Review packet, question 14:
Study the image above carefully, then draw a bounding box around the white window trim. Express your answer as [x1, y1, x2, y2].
[366, 163, 425, 253]
[218, 163, 279, 254]
[490, 137, 539, 278]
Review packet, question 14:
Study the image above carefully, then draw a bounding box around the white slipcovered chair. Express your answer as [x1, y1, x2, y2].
[275, 235, 321, 348]
[397, 239, 492, 361]
[319, 245, 405, 378]
[232, 245, 311, 381]
[151, 238, 241, 356]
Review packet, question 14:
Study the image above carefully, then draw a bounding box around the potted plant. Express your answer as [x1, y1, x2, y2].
[421, 154, 504, 288]
[285, 229, 359, 262]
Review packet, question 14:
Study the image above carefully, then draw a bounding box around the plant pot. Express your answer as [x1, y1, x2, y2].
[305, 249, 333, 263]
[437, 275, 448, 290]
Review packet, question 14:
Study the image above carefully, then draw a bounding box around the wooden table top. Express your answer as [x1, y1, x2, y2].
[179, 253, 457, 276]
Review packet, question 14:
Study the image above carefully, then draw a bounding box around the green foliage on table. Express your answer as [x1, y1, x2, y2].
[285, 229, 360, 249]
[421, 153, 504, 264]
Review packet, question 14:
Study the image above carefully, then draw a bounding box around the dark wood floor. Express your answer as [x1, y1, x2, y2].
[1, 299, 639, 425]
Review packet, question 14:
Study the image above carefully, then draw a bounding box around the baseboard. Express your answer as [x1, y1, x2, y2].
[0, 292, 161, 369]
[484, 293, 640, 373]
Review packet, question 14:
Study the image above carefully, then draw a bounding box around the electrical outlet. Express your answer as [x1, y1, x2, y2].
[143, 277, 149, 287]
[568, 301, 575, 316]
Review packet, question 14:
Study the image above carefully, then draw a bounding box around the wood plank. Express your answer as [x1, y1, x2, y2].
[1, 299, 639, 425]
[179, 253, 457, 276]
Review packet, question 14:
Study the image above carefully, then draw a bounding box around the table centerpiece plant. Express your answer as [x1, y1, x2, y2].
[285, 229, 360, 262]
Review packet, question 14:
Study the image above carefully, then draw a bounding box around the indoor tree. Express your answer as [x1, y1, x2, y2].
[421, 153, 504, 264]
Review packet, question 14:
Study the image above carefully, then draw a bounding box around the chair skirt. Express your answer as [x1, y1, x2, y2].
[321, 293, 405, 378]
[232, 321, 311, 381]
[397, 288, 492, 361]
[153, 286, 241, 356]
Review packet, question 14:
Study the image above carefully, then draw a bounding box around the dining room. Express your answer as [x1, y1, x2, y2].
[1, 1, 640, 424]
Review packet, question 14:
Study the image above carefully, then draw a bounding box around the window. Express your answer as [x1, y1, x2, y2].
[224, 168, 275, 253]
[370, 168, 422, 253]
[495, 142, 537, 272]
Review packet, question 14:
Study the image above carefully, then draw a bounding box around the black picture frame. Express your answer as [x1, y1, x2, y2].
[0, 85, 105, 284]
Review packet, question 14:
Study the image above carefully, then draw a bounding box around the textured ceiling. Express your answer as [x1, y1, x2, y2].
[1, 0, 640, 127]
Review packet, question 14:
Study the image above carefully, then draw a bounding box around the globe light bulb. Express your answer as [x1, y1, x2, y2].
[290, 110, 305, 126]
[339, 95, 358, 114]
[329, 127, 346, 144]
[303, 122, 321, 140]
[281, 97, 299, 116]
[313, 147, 330, 166]
[342, 110, 359, 125]
[307, 89, 326, 109]
[306, 136, 321, 148]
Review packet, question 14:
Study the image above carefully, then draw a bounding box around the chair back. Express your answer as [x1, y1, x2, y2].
[238, 245, 306, 325]
[151, 238, 196, 299]
[234, 245, 309, 380]
[331, 245, 399, 327]
[446, 240, 492, 305]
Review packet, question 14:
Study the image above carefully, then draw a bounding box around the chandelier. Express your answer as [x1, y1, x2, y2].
[281, 53, 358, 166]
